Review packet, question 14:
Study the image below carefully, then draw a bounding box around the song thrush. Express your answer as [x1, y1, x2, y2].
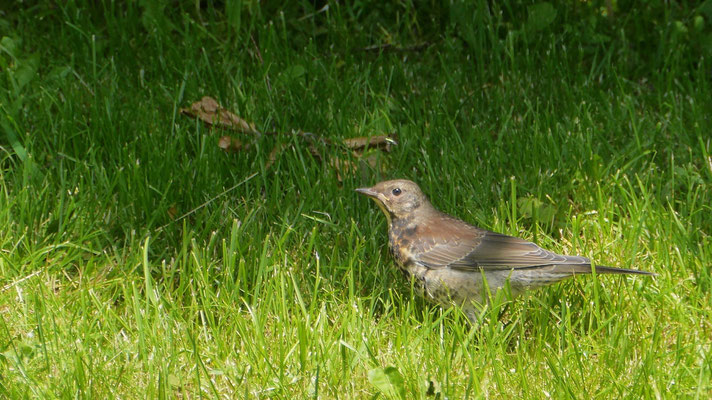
[356, 179, 654, 321]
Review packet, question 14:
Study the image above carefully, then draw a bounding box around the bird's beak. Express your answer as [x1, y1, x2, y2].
[356, 186, 391, 222]
[355, 187, 379, 198]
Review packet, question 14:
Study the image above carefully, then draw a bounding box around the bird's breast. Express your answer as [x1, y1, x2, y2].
[388, 218, 421, 269]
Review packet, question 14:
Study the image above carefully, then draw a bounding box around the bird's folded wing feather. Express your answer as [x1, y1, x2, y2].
[412, 216, 589, 270]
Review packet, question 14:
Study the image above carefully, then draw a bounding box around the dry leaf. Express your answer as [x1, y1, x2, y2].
[167, 205, 178, 219]
[342, 134, 397, 153]
[310, 133, 397, 181]
[328, 153, 386, 182]
[265, 143, 288, 171]
[180, 96, 261, 135]
[357, 152, 381, 169]
[308, 144, 322, 159]
[218, 136, 247, 152]
[180, 100, 398, 180]
[329, 157, 358, 182]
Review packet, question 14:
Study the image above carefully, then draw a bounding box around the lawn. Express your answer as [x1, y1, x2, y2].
[1, 1, 711, 398]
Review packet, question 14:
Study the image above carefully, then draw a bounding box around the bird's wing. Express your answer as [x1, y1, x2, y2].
[412, 215, 589, 271]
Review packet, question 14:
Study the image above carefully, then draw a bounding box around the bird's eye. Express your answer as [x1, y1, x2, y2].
[392, 188, 402, 196]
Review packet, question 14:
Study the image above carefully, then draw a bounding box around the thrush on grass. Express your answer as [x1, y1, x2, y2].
[356, 179, 655, 321]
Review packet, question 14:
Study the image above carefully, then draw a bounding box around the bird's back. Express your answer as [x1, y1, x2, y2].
[397, 210, 652, 276]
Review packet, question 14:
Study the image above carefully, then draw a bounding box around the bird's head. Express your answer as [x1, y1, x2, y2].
[356, 179, 430, 222]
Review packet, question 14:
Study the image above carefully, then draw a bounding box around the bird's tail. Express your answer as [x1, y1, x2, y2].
[533, 264, 656, 276]
[510, 264, 655, 288]
[585, 265, 656, 276]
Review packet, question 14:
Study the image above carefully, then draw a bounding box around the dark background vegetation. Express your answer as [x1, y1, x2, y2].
[3, 1, 711, 247]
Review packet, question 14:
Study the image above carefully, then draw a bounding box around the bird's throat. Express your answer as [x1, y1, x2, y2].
[374, 200, 393, 225]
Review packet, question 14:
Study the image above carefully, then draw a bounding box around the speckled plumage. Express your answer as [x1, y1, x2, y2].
[356, 179, 654, 321]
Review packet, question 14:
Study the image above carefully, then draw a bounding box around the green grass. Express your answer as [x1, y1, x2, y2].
[1, 1, 711, 398]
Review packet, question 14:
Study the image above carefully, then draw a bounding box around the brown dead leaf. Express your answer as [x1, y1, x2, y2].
[308, 144, 323, 160]
[178, 106, 398, 180]
[342, 133, 397, 154]
[357, 152, 381, 169]
[180, 96, 261, 136]
[265, 143, 288, 171]
[167, 205, 178, 219]
[218, 136, 247, 152]
[329, 157, 358, 182]
[328, 153, 386, 182]
[305, 133, 397, 181]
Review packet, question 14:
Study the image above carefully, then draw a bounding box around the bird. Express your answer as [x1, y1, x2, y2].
[356, 179, 654, 321]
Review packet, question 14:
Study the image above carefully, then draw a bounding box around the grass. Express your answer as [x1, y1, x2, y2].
[1, 1, 711, 398]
